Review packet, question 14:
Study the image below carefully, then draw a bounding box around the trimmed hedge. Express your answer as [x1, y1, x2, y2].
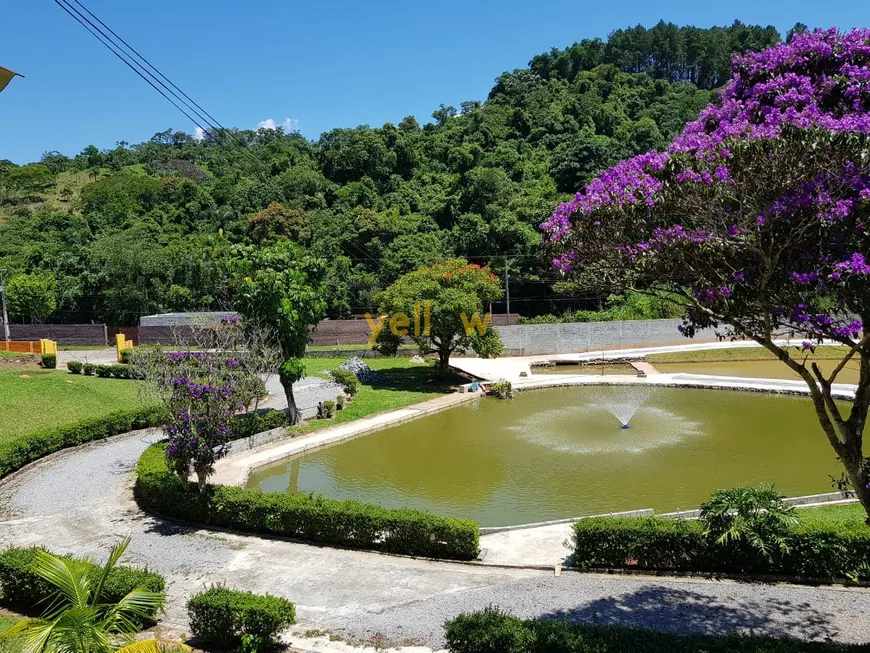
[135, 443, 480, 560]
[444, 606, 866, 653]
[65, 363, 135, 379]
[227, 409, 287, 441]
[0, 547, 165, 618]
[571, 516, 870, 581]
[187, 586, 295, 648]
[40, 354, 56, 369]
[0, 406, 167, 479]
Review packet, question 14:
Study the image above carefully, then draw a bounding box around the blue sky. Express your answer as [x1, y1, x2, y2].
[2, 0, 868, 164]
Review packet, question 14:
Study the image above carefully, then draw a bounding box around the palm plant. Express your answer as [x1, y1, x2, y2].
[699, 484, 799, 561]
[0, 538, 188, 653]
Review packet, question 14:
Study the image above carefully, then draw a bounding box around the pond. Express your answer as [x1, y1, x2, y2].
[247, 386, 844, 527]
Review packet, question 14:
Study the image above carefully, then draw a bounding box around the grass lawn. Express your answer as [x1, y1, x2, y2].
[795, 501, 868, 528]
[647, 345, 850, 364]
[0, 613, 22, 652]
[286, 356, 459, 437]
[0, 370, 144, 444]
[0, 351, 37, 359]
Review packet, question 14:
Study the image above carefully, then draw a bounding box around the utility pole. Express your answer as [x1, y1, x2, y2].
[504, 256, 510, 321]
[0, 270, 10, 343]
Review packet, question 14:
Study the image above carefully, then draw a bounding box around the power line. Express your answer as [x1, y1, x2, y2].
[53, 0, 213, 138]
[53, 0, 275, 177]
[66, 0, 230, 136]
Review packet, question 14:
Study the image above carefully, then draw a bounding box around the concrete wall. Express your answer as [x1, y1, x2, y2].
[494, 319, 716, 355]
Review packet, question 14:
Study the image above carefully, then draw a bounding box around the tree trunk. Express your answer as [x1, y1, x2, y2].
[194, 464, 209, 491]
[438, 349, 451, 377]
[841, 444, 870, 526]
[282, 379, 301, 425]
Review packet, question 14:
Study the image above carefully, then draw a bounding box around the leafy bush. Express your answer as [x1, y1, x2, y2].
[0, 546, 164, 618]
[228, 410, 287, 441]
[40, 353, 56, 369]
[700, 484, 797, 561]
[336, 394, 345, 411]
[443, 607, 867, 652]
[135, 443, 479, 560]
[187, 586, 296, 648]
[95, 364, 112, 378]
[66, 361, 83, 374]
[571, 514, 870, 581]
[82, 363, 96, 376]
[119, 347, 133, 364]
[330, 368, 359, 396]
[0, 406, 167, 479]
[444, 606, 534, 653]
[489, 379, 514, 399]
[318, 400, 336, 419]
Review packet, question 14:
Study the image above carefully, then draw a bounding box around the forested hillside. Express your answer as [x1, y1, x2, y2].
[0, 20, 789, 325]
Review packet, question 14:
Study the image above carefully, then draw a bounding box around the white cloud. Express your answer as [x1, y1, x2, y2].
[193, 126, 206, 141]
[257, 117, 299, 132]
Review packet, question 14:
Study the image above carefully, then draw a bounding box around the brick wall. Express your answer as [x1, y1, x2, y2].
[7, 324, 107, 346]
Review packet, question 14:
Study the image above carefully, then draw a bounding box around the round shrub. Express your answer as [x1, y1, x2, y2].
[82, 363, 96, 376]
[66, 361, 83, 374]
[187, 586, 296, 649]
[444, 606, 534, 653]
[40, 353, 56, 369]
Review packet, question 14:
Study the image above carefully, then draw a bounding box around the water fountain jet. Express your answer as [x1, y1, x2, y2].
[596, 386, 654, 428]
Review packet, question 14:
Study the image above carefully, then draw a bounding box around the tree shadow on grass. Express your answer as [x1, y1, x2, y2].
[362, 365, 464, 395]
[539, 585, 840, 642]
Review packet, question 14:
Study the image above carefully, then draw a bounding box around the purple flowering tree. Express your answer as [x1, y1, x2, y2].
[131, 316, 280, 489]
[542, 29, 870, 523]
[165, 374, 240, 489]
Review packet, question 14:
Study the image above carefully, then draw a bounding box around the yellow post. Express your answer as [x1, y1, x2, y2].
[116, 333, 133, 362]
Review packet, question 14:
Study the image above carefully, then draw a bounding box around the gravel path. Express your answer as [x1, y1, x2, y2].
[2, 433, 870, 650]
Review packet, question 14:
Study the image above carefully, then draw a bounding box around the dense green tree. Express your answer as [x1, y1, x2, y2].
[6, 272, 57, 323]
[230, 242, 328, 424]
[375, 259, 503, 375]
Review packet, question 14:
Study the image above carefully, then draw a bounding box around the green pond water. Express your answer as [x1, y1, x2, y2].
[247, 386, 847, 527]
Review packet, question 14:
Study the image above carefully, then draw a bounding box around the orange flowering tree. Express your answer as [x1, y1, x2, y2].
[375, 259, 504, 375]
